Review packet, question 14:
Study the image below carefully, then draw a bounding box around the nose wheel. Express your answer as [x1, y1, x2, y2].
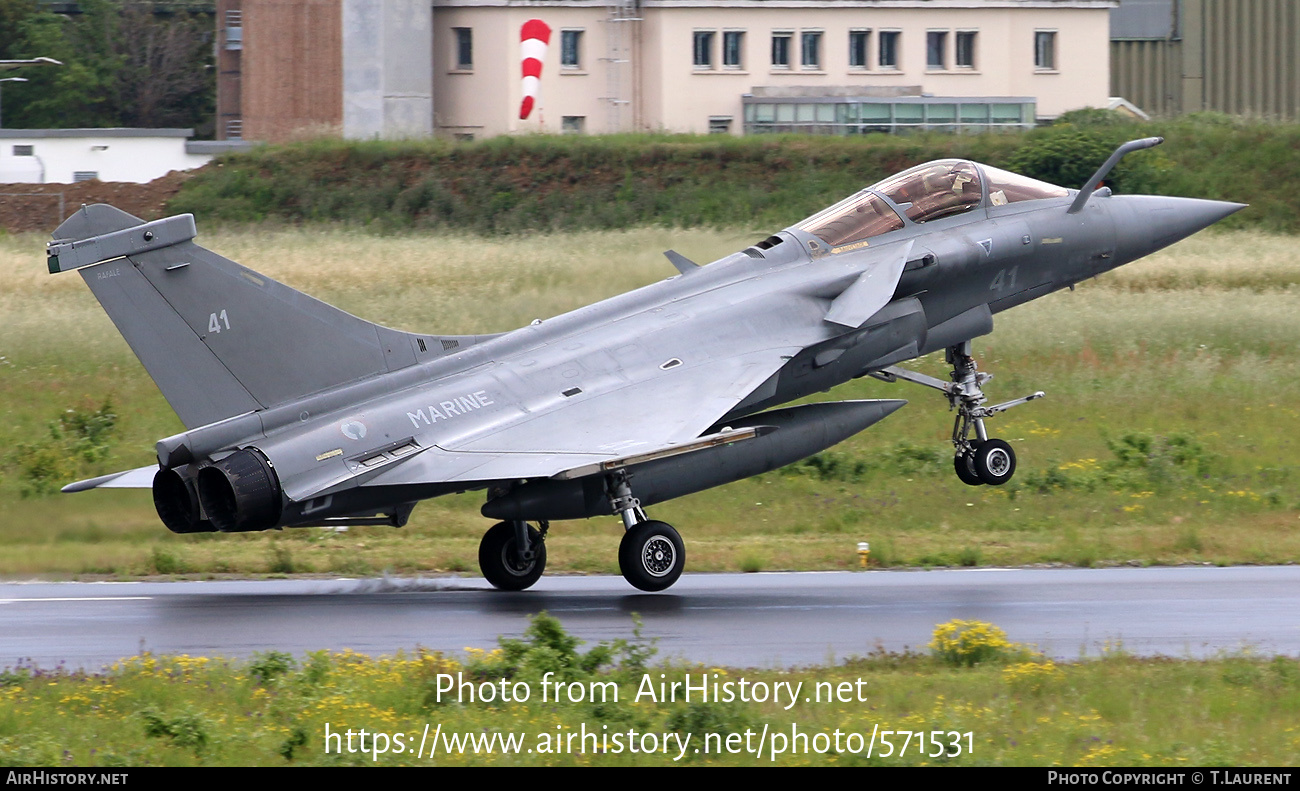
[954, 444, 985, 486]
[874, 341, 1040, 487]
[966, 438, 1017, 485]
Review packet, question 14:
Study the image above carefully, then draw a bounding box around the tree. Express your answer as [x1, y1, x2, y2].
[4, 0, 214, 133]
[0, 0, 41, 60]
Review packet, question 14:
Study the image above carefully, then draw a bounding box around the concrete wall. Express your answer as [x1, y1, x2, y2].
[0, 131, 212, 184]
[343, 0, 434, 138]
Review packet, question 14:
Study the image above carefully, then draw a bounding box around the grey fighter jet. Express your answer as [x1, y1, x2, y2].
[48, 138, 1242, 592]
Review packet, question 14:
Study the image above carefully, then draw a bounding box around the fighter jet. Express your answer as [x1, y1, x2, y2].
[47, 137, 1242, 592]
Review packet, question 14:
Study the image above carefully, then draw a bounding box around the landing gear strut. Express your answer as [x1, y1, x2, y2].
[478, 520, 547, 590]
[874, 341, 1043, 486]
[606, 471, 685, 591]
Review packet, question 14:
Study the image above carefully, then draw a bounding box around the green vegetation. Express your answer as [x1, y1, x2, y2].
[0, 225, 1297, 578]
[0, 0, 215, 132]
[929, 621, 1037, 668]
[169, 132, 1021, 232]
[170, 113, 1300, 233]
[12, 399, 117, 498]
[1, 615, 1296, 766]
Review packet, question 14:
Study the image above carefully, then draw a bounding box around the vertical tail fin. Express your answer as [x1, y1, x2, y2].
[49, 205, 489, 429]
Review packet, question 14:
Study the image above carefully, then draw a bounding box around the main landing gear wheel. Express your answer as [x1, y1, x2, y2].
[954, 444, 985, 487]
[479, 521, 546, 591]
[619, 520, 685, 592]
[971, 438, 1016, 485]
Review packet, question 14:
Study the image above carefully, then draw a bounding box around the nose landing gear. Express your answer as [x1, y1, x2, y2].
[874, 341, 1042, 486]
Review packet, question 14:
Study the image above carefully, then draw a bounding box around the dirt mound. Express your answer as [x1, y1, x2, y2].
[0, 170, 191, 234]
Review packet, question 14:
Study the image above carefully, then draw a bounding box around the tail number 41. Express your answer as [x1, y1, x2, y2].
[208, 309, 231, 334]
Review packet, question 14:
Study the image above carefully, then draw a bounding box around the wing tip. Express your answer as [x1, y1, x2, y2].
[61, 465, 159, 493]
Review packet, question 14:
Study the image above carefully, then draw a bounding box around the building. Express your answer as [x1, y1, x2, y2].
[0, 129, 246, 184]
[1111, 0, 1300, 119]
[216, 0, 1116, 142]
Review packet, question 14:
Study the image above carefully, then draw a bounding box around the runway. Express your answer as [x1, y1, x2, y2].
[2, 565, 1297, 670]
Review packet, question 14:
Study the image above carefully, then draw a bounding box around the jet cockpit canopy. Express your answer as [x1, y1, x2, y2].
[795, 159, 1071, 251]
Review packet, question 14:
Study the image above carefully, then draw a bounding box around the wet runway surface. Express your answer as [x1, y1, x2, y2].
[2, 566, 1297, 669]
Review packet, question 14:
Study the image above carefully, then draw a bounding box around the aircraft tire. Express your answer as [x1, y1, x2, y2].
[479, 521, 546, 591]
[619, 520, 685, 592]
[972, 439, 1017, 486]
[954, 445, 986, 487]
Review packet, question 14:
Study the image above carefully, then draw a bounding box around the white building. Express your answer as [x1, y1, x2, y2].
[0, 129, 246, 184]
[216, 0, 1116, 142]
[435, 0, 1114, 138]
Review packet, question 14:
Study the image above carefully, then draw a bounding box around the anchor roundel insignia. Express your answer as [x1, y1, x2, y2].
[341, 420, 367, 440]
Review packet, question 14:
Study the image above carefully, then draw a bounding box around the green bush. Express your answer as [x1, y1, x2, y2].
[465, 611, 658, 685]
[138, 707, 209, 753]
[248, 651, 297, 685]
[10, 400, 118, 497]
[150, 547, 187, 575]
[1006, 109, 1172, 195]
[170, 116, 1300, 234]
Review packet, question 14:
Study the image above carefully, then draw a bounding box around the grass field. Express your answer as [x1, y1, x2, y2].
[1, 227, 1298, 578]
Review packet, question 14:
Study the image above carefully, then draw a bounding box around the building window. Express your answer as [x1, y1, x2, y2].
[73, 171, 99, 182]
[1035, 31, 1056, 70]
[454, 28, 473, 70]
[926, 31, 947, 70]
[562, 116, 586, 134]
[709, 116, 732, 134]
[225, 119, 243, 139]
[956, 31, 976, 68]
[801, 31, 822, 69]
[13, 145, 33, 156]
[694, 30, 715, 68]
[223, 9, 243, 51]
[879, 31, 899, 69]
[849, 30, 869, 69]
[561, 30, 583, 69]
[743, 97, 1037, 135]
[723, 31, 744, 68]
[453, 133, 475, 142]
[771, 32, 792, 68]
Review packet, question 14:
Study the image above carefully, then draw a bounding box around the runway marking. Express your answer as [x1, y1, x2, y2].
[0, 597, 152, 604]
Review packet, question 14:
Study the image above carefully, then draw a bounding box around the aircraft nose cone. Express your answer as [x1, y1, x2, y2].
[1159, 196, 1247, 233]
[1114, 196, 1247, 260]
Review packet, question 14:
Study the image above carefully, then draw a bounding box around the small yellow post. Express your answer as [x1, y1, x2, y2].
[857, 541, 870, 568]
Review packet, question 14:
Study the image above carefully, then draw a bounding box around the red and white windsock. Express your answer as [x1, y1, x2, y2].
[519, 19, 551, 121]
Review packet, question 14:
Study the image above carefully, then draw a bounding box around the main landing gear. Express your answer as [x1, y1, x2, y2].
[478, 520, 548, 591]
[477, 471, 686, 592]
[873, 341, 1044, 487]
[607, 471, 685, 592]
